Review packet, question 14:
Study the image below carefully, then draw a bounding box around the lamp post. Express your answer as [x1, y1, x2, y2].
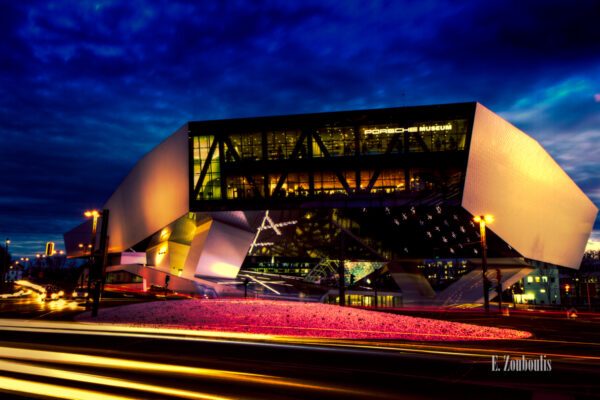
[2, 238, 10, 289]
[474, 215, 493, 313]
[84, 210, 100, 311]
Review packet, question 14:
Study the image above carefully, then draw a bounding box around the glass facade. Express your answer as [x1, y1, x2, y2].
[193, 136, 221, 200]
[190, 105, 473, 208]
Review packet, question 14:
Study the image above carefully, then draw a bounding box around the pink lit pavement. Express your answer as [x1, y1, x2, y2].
[76, 299, 531, 341]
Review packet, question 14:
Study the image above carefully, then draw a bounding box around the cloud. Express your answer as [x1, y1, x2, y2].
[1, 0, 599, 258]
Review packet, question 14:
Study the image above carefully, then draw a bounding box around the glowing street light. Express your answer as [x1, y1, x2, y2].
[84, 210, 100, 311]
[474, 215, 493, 312]
[2, 238, 9, 288]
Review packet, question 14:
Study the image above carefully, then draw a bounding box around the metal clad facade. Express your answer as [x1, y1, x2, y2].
[462, 104, 597, 269]
[103, 125, 190, 253]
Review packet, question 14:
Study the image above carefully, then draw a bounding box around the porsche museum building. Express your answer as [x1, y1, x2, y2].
[64, 102, 598, 305]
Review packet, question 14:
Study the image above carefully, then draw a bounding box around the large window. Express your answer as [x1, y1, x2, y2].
[267, 130, 305, 160]
[358, 125, 403, 156]
[357, 120, 469, 154]
[314, 171, 354, 195]
[269, 173, 310, 197]
[193, 136, 221, 200]
[313, 126, 355, 157]
[191, 113, 468, 205]
[226, 174, 264, 199]
[363, 169, 406, 194]
[409, 120, 468, 152]
[227, 132, 262, 161]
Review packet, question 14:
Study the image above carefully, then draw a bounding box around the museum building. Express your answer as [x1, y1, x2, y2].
[64, 102, 598, 304]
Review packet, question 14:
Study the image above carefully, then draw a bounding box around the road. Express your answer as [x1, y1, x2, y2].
[1, 292, 600, 399]
[1, 317, 600, 399]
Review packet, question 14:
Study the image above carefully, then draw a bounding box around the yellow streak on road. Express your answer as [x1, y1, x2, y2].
[0, 345, 359, 395]
[2, 319, 599, 363]
[0, 375, 137, 400]
[0, 359, 231, 400]
[286, 338, 600, 362]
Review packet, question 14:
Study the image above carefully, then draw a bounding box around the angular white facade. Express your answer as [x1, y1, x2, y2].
[103, 125, 190, 254]
[462, 104, 598, 269]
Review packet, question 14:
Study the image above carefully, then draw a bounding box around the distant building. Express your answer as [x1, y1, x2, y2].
[514, 266, 560, 305]
[6, 264, 23, 282]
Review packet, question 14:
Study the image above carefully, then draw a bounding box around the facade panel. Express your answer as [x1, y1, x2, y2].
[103, 125, 190, 253]
[462, 104, 598, 269]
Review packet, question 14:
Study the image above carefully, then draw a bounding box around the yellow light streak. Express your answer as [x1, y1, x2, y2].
[0, 344, 359, 395]
[0, 346, 268, 381]
[0, 375, 137, 400]
[290, 338, 600, 362]
[2, 319, 599, 365]
[0, 359, 231, 400]
[0, 319, 275, 340]
[0, 318, 528, 341]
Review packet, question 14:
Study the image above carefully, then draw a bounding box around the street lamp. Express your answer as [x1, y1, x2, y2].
[84, 210, 100, 311]
[2, 238, 9, 288]
[474, 215, 493, 313]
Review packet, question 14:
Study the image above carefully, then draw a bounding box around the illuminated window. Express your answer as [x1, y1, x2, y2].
[358, 125, 401, 155]
[194, 136, 221, 200]
[226, 174, 264, 199]
[527, 276, 533, 283]
[367, 169, 405, 194]
[314, 171, 349, 196]
[313, 126, 355, 157]
[227, 133, 263, 161]
[535, 276, 540, 283]
[267, 130, 304, 160]
[542, 276, 548, 282]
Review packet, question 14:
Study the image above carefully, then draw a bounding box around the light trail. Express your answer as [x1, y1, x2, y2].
[0, 375, 138, 400]
[1, 319, 598, 363]
[290, 338, 600, 362]
[0, 317, 528, 341]
[0, 344, 365, 396]
[0, 359, 231, 400]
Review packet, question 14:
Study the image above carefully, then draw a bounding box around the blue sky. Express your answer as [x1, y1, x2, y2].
[1, 0, 599, 258]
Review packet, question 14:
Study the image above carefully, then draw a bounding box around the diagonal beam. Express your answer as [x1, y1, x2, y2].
[223, 137, 263, 198]
[312, 131, 352, 194]
[192, 139, 218, 200]
[412, 132, 430, 152]
[365, 131, 404, 193]
[272, 132, 309, 197]
[289, 131, 308, 160]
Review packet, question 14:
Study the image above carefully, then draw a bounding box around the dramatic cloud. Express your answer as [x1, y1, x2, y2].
[1, 0, 599, 257]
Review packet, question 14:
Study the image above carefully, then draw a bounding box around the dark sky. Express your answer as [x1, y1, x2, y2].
[1, 0, 599, 257]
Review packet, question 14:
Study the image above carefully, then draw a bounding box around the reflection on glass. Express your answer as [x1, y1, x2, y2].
[227, 175, 264, 199]
[193, 136, 221, 200]
[227, 133, 262, 161]
[269, 173, 309, 197]
[313, 126, 355, 157]
[314, 171, 353, 196]
[267, 130, 304, 160]
[364, 169, 405, 194]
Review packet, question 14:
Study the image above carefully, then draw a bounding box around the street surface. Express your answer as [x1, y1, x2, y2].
[1, 293, 600, 399]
